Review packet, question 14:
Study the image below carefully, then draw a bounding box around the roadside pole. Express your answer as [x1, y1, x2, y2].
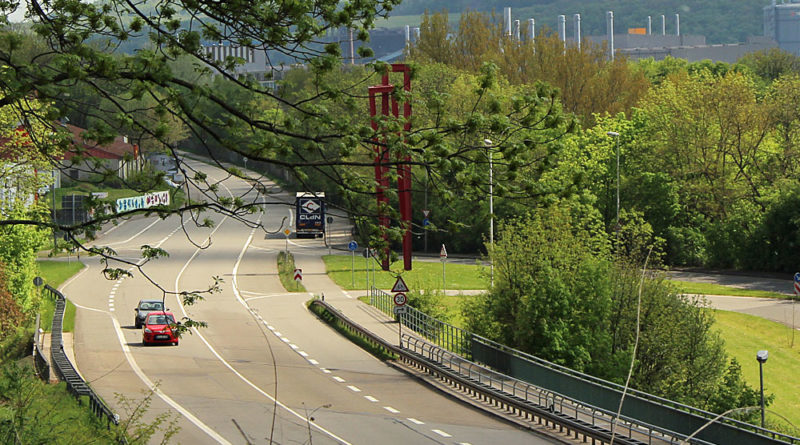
[440, 244, 448, 294]
[284, 228, 291, 253]
[348, 241, 358, 289]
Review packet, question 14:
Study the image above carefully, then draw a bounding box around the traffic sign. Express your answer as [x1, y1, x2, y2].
[794, 273, 800, 295]
[391, 276, 409, 293]
[422, 218, 430, 227]
[362, 247, 371, 258]
[326, 216, 334, 224]
[440, 244, 448, 259]
[33, 276, 43, 287]
[422, 209, 430, 218]
[348, 241, 358, 251]
[393, 292, 407, 306]
[393, 305, 408, 315]
[293, 268, 303, 282]
[284, 228, 291, 236]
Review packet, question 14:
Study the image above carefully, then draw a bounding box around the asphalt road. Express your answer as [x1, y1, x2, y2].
[64, 159, 555, 444]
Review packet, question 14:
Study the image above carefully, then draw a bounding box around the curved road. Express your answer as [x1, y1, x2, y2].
[64, 159, 556, 444]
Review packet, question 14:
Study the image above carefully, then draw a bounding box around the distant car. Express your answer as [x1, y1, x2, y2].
[134, 299, 165, 329]
[141, 311, 180, 346]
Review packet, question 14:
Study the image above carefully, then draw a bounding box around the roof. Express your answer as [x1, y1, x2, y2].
[61, 124, 137, 160]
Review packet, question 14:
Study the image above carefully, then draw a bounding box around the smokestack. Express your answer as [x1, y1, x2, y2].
[574, 14, 581, 50]
[661, 15, 666, 35]
[606, 11, 615, 61]
[405, 25, 410, 43]
[349, 28, 355, 65]
[504, 7, 512, 36]
[528, 18, 535, 45]
[675, 13, 680, 36]
[414, 27, 420, 41]
[647, 16, 652, 35]
[514, 19, 521, 41]
[558, 15, 566, 50]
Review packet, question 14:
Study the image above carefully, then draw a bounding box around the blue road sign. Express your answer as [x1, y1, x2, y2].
[348, 241, 358, 251]
[794, 272, 800, 283]
[422, 218, 430, 227]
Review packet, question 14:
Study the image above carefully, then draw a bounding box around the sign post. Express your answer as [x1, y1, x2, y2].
[348, 241, 358, 288]
[793, 272, 800, 346]
[440, 244, 448, 293]
[284, 228, 291, 252]
[363, 248, 371, 292]
[392, 276, 410, 345]
[293, 268, 303, 282]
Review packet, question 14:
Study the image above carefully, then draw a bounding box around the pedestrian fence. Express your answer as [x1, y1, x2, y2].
[42, 284, 120, 429]
[369, 286, 799, 445]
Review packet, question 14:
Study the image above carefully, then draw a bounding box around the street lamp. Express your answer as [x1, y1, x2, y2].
[757, 350, 768, 428]
[484, 138, 494, 286]
[606, 131, 620, 251]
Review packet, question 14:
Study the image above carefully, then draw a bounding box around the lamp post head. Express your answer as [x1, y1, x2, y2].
[757, 350, 769, 363]
[607, 131, 619, 137]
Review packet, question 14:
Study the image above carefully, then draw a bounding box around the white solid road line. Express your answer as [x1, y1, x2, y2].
[109, 317, 232, 444]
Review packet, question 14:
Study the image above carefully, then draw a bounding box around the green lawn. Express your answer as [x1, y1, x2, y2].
[37, 260, 85, 332]
[713, 310, 800, 432]
[322, 254, 489, 290]
[670, 280, 789, 299]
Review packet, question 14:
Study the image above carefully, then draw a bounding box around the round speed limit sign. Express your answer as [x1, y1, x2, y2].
[393, 293, 407, 306]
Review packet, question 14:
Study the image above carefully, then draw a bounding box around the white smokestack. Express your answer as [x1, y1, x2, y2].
[558, 14, 566, 50]
[661, 14, 666, 35]
[607, 11, 615, 61]
[504, 7, 512, 36]
[528, 18, 535, 46]
[414, 27, 420, 41]
[514, 19, 521, 41]
[675, 13, 680, 36]
[574, 14, 581, 50]
[405, 25, 410, 43]
[647, 16, 652, 35]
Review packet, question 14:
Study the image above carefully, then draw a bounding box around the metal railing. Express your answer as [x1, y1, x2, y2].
[368, 286, 799, 445]
[310, 298, 676, 445]
[43, 284, 119, 428]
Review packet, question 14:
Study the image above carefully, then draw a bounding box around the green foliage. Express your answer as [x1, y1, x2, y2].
[0, 209, 48, 313]
[278, 251, 306, 292]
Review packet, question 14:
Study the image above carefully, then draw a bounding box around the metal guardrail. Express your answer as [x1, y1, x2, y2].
[43, 284, 119, 428]
[368, 287, 798, 445]
[309, 298, 664, 445]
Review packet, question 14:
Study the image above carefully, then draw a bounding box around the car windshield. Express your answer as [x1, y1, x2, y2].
[147, 314, 175, 325]
[140, 302, 163, 311]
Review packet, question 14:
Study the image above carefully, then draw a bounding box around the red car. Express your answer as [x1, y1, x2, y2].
[142, 311, 180, 346]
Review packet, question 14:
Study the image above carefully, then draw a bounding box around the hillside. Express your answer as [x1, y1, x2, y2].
[385, 0, 766, 44]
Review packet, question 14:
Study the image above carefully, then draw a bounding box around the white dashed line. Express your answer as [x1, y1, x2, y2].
[280, 338, 290, 343]
[289, 344, 299, 350]
[109, 308, 115, 312]
[407, 418, 424, 425]
[309, 359, 319, 365]
[459, 442, 473, 445]
[384, 406, 400, 414]
[432, 430, 452, 438]
[364, 396, 378, 402]
[267, 325, 275, 331]
[333, 376, 345, 383]
[298, 351, 309, 357]
[321, 368, 331, 374]
[347, 385, 361, 392]
[274, 331, 282, 336]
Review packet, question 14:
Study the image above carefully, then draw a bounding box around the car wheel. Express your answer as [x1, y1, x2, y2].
[135, 321, 140, 329]
[173, 341, 178, 346]
[142, 339, 148, 346]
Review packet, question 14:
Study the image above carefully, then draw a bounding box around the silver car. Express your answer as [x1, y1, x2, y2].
[134, 299, 165, 328]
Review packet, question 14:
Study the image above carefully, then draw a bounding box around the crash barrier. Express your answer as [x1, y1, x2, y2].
[43, 284, 119, 429]
[309, 298, 675, 445]
[369, 287, 798, 445]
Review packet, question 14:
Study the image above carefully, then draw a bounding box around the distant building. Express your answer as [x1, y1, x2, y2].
[764, 0, 800, 55]
[58, 124, 141, 181]
[202, 42, 288, 89]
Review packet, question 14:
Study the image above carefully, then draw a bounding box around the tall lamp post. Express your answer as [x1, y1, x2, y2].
[606, 131, 620, 251]
[757, 350, 768, 428]
[484, 139, 494, 286]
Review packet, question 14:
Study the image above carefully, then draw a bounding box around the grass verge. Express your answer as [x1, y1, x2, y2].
[36, 260, 85, 332]
[713, 309, 800, 432]
[278, 251, 306, 292]
[322, 254, 488, 290]
[308, 300, 396, 361]
[670, 280, 788, 299]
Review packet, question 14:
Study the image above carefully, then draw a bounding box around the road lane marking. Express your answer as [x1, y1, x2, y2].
[364, 396, 378, 402]
[407, 418, 424, 425]
[308, 359, 318, 365]
[384, 406, 399, 414]
[104, 218, 161, 247]
[108, 316, 232, 444]
[183, 211, 352, 445]
[432, 430, 452, 438]
[321, 368, 331, 374]
[298, 351, 308, 357]
[289, 344, 299, 349]
[333, 376, 345, 383]
[347, 385, 361, 392]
